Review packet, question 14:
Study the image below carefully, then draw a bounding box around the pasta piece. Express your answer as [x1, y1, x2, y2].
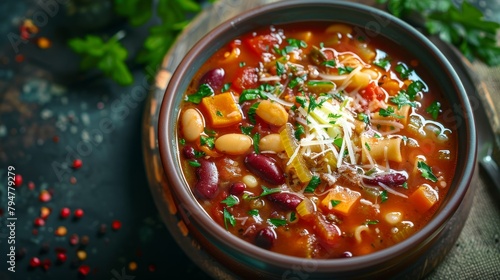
[361, 135, 402, 163]
[354, 224, 370, 243]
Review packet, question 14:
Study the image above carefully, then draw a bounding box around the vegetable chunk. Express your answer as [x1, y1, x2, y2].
[409, 184, 438, 212]
[201, 92, 242, 127]
[321, 185, 361, 215]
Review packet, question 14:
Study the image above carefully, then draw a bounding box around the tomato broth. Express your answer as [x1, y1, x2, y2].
[176, 22, 457, 259]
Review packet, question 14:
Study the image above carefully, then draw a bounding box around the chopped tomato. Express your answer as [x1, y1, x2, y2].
[232, 66, 259, 92]
[362, 81, 385, 102]
[245, 34, 279, 56]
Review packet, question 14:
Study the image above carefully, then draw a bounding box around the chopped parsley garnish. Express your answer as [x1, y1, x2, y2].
[179, 138, 186, 145]
[380, 190, 389, 203]
[223, 208, 236, 230]
[378, 106, 404, 118]
[295, 123, 305, 140]
[289, 212, 297, 222]
[295, 96, 307, 108]
[243, 186, 281, 200]
[247, 102, 260, 124]
[330, 200, 341, 207]
[248, 209, 259, 216]
[365, 142, 371, 151]
[287, 38, 308, 48]
[204, 128, 216, 136]
[426, 101, 441, 120]
[395, 63, 412, 79]
[390, 91, 417, 109]
[222, 83, 231, 92]
[322, 60, 336, 68]
[221, 195, 239, 207]
[338, 66, 354, 75]
[194, 150, 205, 158]
[288, 76, 304, 88]
[374, 58, 390, 70]
[276, 61, 286, 76]
[417, 161, 438, 182]
[216, 110, 223, 117]
[188, 160, 201, 167]
[239, 61, 246, 67]
[268, 218, 287, 227]
[402, 182, 408, 189]
[407, 80, 425, 100]
[239, 89, 267, 103]
[364, 220, 379, 225]
[358, 112, 370, 125]
[185, 83, 214, 104]
[304, 175, 321, 193]
[200, 135, 215, 149]
[333, 137, 343, 148]
[253, 132, 260, 154]
[240, 125, 254, 135]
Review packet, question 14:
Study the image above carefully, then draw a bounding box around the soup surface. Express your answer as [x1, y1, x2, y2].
[176, 22, 457, 258]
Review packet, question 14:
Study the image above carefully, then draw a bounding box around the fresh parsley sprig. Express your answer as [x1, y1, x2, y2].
[378, 0, 500, 66]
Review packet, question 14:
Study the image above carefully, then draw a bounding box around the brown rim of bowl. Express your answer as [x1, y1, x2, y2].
[158, 0, 477, 273]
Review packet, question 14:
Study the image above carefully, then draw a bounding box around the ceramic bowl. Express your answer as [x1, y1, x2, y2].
[157, 0, 477, 278]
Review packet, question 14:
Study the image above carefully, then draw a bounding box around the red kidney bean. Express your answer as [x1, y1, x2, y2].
[363, 173, 407, 187]
[199, 68, 225, 91]
[267, 192, 302, 210]
[229, 182, 246, 196]
[182, 145, 196, 160]
[244, 153, 285, 185]
[255, 227, 276, 249]
[194, 159, 218, 199]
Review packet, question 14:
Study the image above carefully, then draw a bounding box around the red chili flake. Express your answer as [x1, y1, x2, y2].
[28, 181, 35, 190]
[29, 257, 41, 267]
[38, 190, 51, 202]
[52, 135, 59, 143]
[34, 217, 45, 227]
[56, 252, 67, 263]
[70, 176, 77, 184]
[69, 234, 79, 246]
[40, 207, 51, 219]
[14, 174, 23, 187]
[148, 264, 156, 272]
[60, 207, 71, 219]
[73, 208, 84, 219]
[111, 220, 122, 231]
[72, 159, 83, 169]
[78, 264, 91, 276]
[41, 258, 51, 271]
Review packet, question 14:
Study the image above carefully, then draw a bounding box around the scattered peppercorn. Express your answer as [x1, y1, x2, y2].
[78, 264, 91, 276]
[60, 207, 71, 219]
[38, 190, 51, 202]
[34, 217, 45, 227]
[111, 220, 122, 231]
[29, 257, 41, 268]
[72, 159, 83, 169]
[73, 208, 84, 219]
[13, 174, 22, 187]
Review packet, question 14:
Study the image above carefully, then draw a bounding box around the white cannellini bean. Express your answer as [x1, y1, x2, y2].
[259, 134, 285, 153]
[215, 134, 252, 155]
[181, 108, 204, 142]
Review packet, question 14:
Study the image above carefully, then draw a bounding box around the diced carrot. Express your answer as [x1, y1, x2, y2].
[200, 92, 242, 128]
[409, 184, 438, 213]
[321, 185, 361, 216]
[312, 213, 340, 245]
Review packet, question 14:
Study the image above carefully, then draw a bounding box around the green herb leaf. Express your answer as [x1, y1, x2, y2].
[200, 136, 215, 149]
[221, 195, 239, 207]
[260, 186, 282, 197]
[365, 142, 371, 151]
[289, 212, 297, 222]
[248, 209, 259, 216]
[253, 132, 261, 154]
[380, 190, 389, 203]
[374, 58, 391, 70]
[248, 102, 260, 124]
[295, 123, 305, 140]
[239, 89, 267, 103]
[364, 220, 379, 225]
[402, 182, 408, 189]
[240, 125, 254, 135]
[358, 112, 370, 125]
[304, 175, 321, 193]
[417, 161, 438, 182]
[268, 218, 287, 227]
[222, 83, 231, 92]
[223, 208, 236, 229]
[188, 160, 201, 167]
[338, 66, 354, 75]
[322, 60, 337, 68]
[378, 106, 404, 118]
[330, 200, 341, 207]
[426, 101, 441, 120]
[276, 61, 286, 76]
[395, 63, 412, 79]
[407, 81, 424, 101]
[390, 91, 417, 109]
[186, 84, 214, 104]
